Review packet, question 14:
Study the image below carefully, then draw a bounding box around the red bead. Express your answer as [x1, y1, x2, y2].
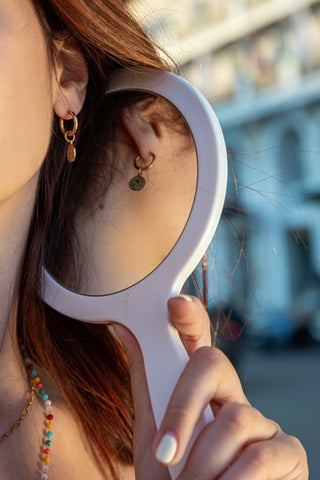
[36, 383, 43, 389]
[43, 448, 51, 455]
[27, 364, 34, 370]
[47, 414, 54, 421]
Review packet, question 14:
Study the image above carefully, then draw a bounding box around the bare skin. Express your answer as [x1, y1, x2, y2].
[115, 297, 308, 479]
[0, 0, 308, 479]
[0, 1, 114, 479]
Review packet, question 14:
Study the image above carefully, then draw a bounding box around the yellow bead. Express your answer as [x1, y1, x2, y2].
[43, 456, 50, 464]
[33, 377, 41, 384]
[46, 423, 53, 429]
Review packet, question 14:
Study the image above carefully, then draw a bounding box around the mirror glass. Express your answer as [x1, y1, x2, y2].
[46, 91, 197, 295]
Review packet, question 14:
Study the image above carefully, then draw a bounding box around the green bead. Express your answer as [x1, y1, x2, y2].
[45, 440, 52, 446]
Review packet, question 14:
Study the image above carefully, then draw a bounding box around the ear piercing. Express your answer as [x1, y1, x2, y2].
[129, 153, 156, 191]
[59, 111, 78, 163]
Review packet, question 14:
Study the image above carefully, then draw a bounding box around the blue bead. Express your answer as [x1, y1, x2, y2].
[46, 431, 53, 438]
[30, 369, 37, 377]
[42, 394, 49, 401]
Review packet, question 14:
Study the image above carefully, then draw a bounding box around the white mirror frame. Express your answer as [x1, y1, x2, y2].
[42, 70, 227, 479]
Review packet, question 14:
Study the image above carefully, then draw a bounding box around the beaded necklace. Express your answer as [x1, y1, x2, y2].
[20, 344, 55, 480]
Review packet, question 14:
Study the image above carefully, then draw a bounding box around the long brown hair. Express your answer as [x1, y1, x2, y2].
[18, 1, 173, 477]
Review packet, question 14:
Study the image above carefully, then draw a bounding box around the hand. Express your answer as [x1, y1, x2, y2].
[114, 295, 309, 479]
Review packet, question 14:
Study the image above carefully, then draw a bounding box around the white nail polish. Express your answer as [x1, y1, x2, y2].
[155, 433, 178, 464]
[175, 294, 193, 303]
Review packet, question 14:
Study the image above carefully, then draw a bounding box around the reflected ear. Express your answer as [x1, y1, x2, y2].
[121, 98, 164, 162]
[53, 40, 88, 120]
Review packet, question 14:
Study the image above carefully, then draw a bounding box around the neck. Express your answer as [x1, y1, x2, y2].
[0, 174, 39, 422]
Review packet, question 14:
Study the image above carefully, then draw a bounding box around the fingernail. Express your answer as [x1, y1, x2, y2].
[108, 324, 121, 343]
[155, 433, 178, 464]
[175, 294, 193, 303]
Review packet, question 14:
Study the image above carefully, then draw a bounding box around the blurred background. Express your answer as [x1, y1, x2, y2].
[130, 0, 320, 477]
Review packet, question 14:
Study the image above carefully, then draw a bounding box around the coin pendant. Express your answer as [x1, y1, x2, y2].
[129, 175, 145, 191]
[67, 144, 76, 163]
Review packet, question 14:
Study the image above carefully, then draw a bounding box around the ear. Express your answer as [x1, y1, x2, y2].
[121, 98, 164, 163]
[52, 40, 88, 120]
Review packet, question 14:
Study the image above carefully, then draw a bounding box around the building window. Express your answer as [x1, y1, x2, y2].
[279, 129, 302, 184]
[286, 229, 320, 328]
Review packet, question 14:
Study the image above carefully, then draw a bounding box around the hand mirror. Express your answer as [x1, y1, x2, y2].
[42, 70, 227, 478]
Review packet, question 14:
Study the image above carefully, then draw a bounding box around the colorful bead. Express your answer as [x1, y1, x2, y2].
[21, 344, 54, 480]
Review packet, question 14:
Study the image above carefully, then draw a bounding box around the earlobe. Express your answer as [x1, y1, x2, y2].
[53, 41, 88, 119]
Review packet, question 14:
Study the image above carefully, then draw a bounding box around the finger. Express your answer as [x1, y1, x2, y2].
[153, 347, 249, 465]
[219, 432, 309, 480]
[177, 403, 278, 479]
[168, 295, 211, 356]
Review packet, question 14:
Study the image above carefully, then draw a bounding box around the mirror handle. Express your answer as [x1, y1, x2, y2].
[131, 303, 214, 479]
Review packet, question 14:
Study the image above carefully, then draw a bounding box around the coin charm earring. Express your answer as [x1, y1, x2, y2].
[129, 153, 156, 191]
[59, 111, 79, 163]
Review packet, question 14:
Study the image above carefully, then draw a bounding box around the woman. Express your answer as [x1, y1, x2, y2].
[0, 0, 308, 479]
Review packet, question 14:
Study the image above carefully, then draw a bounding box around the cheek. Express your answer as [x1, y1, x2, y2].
[0, 22, 54, 203]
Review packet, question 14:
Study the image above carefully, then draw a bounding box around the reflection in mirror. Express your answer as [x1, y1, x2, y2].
[46, 91, 197, 295]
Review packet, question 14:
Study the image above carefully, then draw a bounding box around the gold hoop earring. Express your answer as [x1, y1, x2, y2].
[129, 153, 156, 191]
[59, 111, 78, 163]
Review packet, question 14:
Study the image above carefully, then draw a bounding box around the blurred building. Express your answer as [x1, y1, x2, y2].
[131, 0, 320, 341]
